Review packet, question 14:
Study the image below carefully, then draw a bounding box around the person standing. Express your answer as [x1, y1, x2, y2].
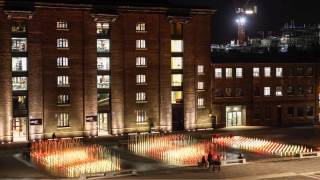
[208, 152, 213, 171]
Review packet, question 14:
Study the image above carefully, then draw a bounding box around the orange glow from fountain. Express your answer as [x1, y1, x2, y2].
[31, 138, 120, 178]
[213, 136, 313, 157]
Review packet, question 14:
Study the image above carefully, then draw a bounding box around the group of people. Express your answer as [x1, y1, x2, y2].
[198, 152, 221, 172]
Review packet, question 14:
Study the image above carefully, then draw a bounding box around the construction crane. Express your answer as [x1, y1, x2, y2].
[234, 0, 258, 46]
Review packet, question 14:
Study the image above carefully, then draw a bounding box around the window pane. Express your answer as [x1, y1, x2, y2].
[12, 77, 28, 91]
[97, 57, 110, 70]
[171, 74, 183, 86]
[12, 38, 27, 52]
[12, 57, 27, 71]
[97, 75, 110, 89]
[264, 87, 271, 96]
[215, 68, 222, 78]
[171, 91, 183, 104]
[97, 22, 110, 34]
[136, 57, 147, 67]
[264, 67, 271, 77]
[253, 67, 260, 77]
[97, 39, 110, 52]
[136, 22, 146, 32]
[276, 67, 283, 77]
[171, 40, 183, 52]
[98, 93, 110, 106]
[236, 68, 243, 78]
[171, 57, 183, 69]
[226, 68, 232, 78]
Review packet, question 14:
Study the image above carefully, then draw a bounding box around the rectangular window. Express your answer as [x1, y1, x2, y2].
[171, 74, 183, 87]
[254, 87, 260, 96]
[171, 91, 183, 104]
[98, 93, 110, 106]
[136, 22, 146, 32]
[236, 68, 243, 78]
[11, 21, 26, 33]
[97, 39, 110, 52]
[136, 109, 147, 123]
[57, 38, 69, 48]
[98, 113, 108, 131]
[97, 75, 110, 89]
[264, 87, 271, 96]
[12, 96, 27, 110]
[97, 57, 110, 70]
[253, 67, 260, 77]
[297, 107, 304, 117]
[275, 86, 283, 96]
[197, 65, 204, 75]
[96, 22, 110, 34]
[215, 68, 222, 78]
[12, 57, 27, 71]
[297, 86, 304, 96]
[264, 67, 271, 77]
[12, 38, 27, 52]
[57, 57, 69, 68]
[226, 68, 233, 78]
[214, 89, 223, 97]
[136, 92, 146, 102]
[197, 98, 205, 108]
[12, 77, 27, 91]
[57, 95, 69, 105]
[288, 107, 294, 116]
[287, 86, 295, 96]
[57, 76, 69, 87]
[276, 67, 283, 77]
[171, 40, 183, 53]
[235, 88, 244, 97]
[171, 23, 183, 37]
[56, 113, 69, 127]
[171, 57, 183, 69]
[136, 39, 146, 49]
[136, 74, 146, 84]
[306, 106, 313, 116]
[225, 88, 232, 97]
[295, 67, 303, 76]
[197, 82, 204, 90]
[56, 21, 68, 30]
[136, 57, 147, 67]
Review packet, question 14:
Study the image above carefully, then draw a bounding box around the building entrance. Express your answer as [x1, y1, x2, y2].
[12, 117, 27, 142]
[226, 106, 245, 127]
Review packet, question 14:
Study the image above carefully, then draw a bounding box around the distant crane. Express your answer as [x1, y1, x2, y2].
[233, 0, 258, 46]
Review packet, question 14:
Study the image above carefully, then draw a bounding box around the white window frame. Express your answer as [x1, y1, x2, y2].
[264, 87, 271, 96]
[226, 68, 233, 78]
[97, 75, 110, 89]
[171, 40, 183, 53]
[57, 57, 69, 68]
[136, 74, 146, 84]
[136, 57, 147, 67]
[136, 22, 146, 32]
[276, 67, 283, 77]
[215, 68, 222, 78]
[96, 22, 110, 34]
[275, 86, 283, 96]
[56, 113, 69, 127]
[12, 77, 28, 91]
[57, 76, 69, 87]
[97, 57, 110, 71]
[57, 94, 70, 105]
[136, 39, 146, 49]
[136, 92, 146, 102]
[56, 21, 68, 30]
[57, 38, 69, 48]
[171, 57, 183, 70]
[97, 39, 110, 52]
[264, 67, 271, 77]
[12, 57, 27, 72]
[197, 65, 205, 75]
[236, 68, 243, 78]
[136, 109, 147, 123]
[197, 98, 205, 108]
[171, 74, 183, 87]
[197, 82, 204, 90]
[253, 67, 260, 77]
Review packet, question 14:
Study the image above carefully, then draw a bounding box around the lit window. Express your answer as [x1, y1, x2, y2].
[136, 92, 146, 102]
[57, 38, 69, 48]
[97, 39, 110, 52]
[13, 96, 27, 110]
[57, 95, 69, 105]
[136, 57, 147, 67]
[264, 87, 271, 96]
[136, 74, 146, 84]
[171, 91, 183, 104]
[136, 109, 147, 123]
[264, 67, 271, 77]
[136, 39, 146, 49]
[236, 68, 243, 78]
[97, 75, 110, 89]
[57, 76, 69, 87]
[12, 77, 27, 91]
[197, 98, 205, 108]
[97, 57, 110, 70]
[197, 65, 204, 75]
[171, 57, 183, 69]
[98, 113, 108, 131]
[136, 22, 146, 32]
[275, 86, 283, 96]
[96, 22, 110, 34]
[56, 113, 69, 127]
[171, 74, 183, 87]
[253, 67, 260, 77]
[98, 93, 110, 106]
[12, 38, 27, 52]
[56, 21, 68, 30]
[57, 57, 69, 68]
[198, 82, 204, 90]
[215, 68, 222, 78]
[226, 68, 233, 78]
[276, 67, 283, 77]
[171, 40, 183, 53]
[11, 21, 26, 33]
[12, 57, 27, 71]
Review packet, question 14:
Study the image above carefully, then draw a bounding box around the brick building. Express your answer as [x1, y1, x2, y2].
[0, 0, 214, 142]
[212, 56, 320, 128]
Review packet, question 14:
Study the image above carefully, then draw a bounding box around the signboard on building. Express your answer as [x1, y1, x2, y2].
[30, 119, 42, 126]
[86, 116, 97, 122]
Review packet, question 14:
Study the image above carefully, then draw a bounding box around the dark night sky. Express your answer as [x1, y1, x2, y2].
[169, 0, 320, 43]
